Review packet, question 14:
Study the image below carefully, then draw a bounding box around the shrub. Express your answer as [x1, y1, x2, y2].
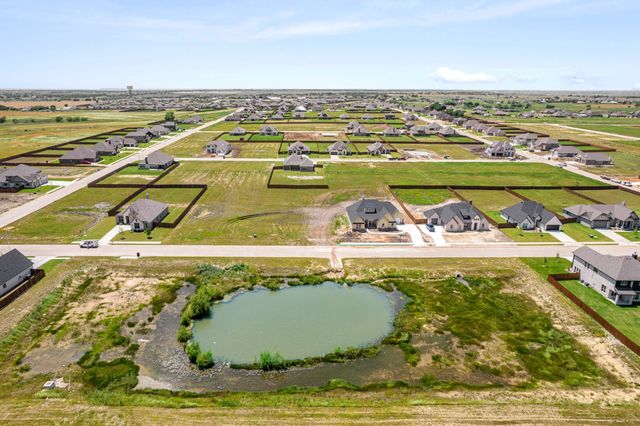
[186, 342, 200, 363]
[177, 326, 192, 343]
[259, 351, 287, 371]
[82, 358, 139, 391]
[196, 351, 214, 369]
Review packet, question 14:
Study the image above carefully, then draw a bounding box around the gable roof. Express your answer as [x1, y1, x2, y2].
[60, 147, 97, 161]
[0, 164, 44, 183]
[346, 199, 400, 224]
[424, 201, 483, 223]
[0, 249, 33, 284]
[288, 141, 310, 151]
[564, 203, 637, 222]
[283, 154, 315, 168]
[328, 141, 350, 152]
[501, 200, 557, 225]
[573, 246, 640, 281]
[142, 151, 174, 166]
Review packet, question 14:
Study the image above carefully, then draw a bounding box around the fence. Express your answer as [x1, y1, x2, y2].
[0, 269, 45, 311]
[266, 165, 329, 189]
[547, 273, 640, 357]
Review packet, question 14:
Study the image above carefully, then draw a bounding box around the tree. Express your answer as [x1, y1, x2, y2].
[50, 105, 56, 112]
[196, 351, 214, 369]
[0, 116, 5, 124]
[55, 116, 63, 122]
[164, 111, 175, 121]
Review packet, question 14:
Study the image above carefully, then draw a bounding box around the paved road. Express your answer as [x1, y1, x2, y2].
[0, 112, 236, 230]
[6, 243, 639, 261]
[549, 123, 640, 141]
[176, 156, 522, 163]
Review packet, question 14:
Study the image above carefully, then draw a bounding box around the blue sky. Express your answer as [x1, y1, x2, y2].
[1, 0, 639, 90]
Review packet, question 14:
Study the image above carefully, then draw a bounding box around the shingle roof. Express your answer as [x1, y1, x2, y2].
[573, 246, 640, 281]
[424, 202, 483, 223]
[501, 200, 556, 225]
[125, 198, 168, 223]
[0, 164, 44, 183]
[142, 151, 174, 166]
[346, 199, 400, 224]
[283, 154, 315, 168]
[564, 203, 637, 222]
[0, 249, 32, 284]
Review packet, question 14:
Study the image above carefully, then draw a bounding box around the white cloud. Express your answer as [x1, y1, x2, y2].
[432, 67, 496, 83]
[512, 73, 537, 83]
[633, 83, 640, 90]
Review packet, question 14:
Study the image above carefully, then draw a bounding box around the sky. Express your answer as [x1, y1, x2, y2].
[1, 0, 639, 90]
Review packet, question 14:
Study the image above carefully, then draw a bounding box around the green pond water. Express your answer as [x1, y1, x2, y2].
[191, 282, 400, 364]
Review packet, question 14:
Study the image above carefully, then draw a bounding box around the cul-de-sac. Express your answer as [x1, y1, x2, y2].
[1, 1, 640, 424]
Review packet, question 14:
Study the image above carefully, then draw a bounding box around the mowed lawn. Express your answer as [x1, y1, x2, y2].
[3, 161, 604, 244]
[515, 189, 595, 214]
[393, 188, 457, 205]
[162, 132, 218, 157]
[500, 228, 559, 242]
[574, 189, 640, 214]
[561, 222, 612, 242]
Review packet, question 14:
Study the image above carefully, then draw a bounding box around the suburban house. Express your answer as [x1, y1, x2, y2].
[403, 113, 419, 121]
[225, 113, 242, 122]
[60, 147, 100, 164]
[485, 141, 515, 157]
[125, 130, 151, 143]
[384, 113, 396, 120]
[150, 125, 170, 136]
[424, 201, 490, 232]
[283, 154, 316, 172]
[339, 113, 350, 119]
[500, 200, 562, 231]
[410, 125, 429, 136]
[123, 137, 139, 147]
[511, 133, 538, 145]
[287, 141, 311, 155]
[563, 203, 639, 230]
[528, 137, 560, 151]
[317, 111, 331, 119]
[259, 125, 279, 136]
[180, 115, 204, 124]
[105, 135, 125, 148]
[576, 152, 613, 166]
[292, 111, 305, 119]
[271, 113, 284, 120]
[327, 141, 352, 156]
[346, 198, 403, 232]
[139, 151, 175, 170]
[0, 164, 48, 189]
[351, 125, 370, 136]
[425, 123, 442, 133]
[552, 145, 582, 158]
[116, 197, 169, 232]
[206, 140, 232, 156]
[438, 126, 456, 136]
[162, 121, 178, 131]
[463, 120, 480, 130]
[92, 141, 120, 156]
[0, 249, 34, 298]
[366, 141, 389, 155]
[382, 126, 401, 136]
[361, 114, 374, 120]
[229, 126, 247, 136]
[345, 120, 360, 131]
[571, 246, 640, 306]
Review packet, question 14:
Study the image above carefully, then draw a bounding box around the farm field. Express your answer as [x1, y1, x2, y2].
[2, 161, 605, 244]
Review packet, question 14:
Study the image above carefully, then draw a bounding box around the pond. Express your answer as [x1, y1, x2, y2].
[191, 282, 401, 364]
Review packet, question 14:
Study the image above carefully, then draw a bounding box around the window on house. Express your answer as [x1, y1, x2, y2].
[601, 285, 606, 292]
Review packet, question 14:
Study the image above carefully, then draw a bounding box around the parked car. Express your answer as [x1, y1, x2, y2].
[622, 181, 633, 187]
[426, 224, 435, 232]
[80, 240, 99, 248]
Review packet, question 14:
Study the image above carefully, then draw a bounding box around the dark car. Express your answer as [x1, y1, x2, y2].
[426, 224, 435, 232]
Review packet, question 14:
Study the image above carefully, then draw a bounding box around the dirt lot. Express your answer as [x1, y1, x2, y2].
[443, 228, 511, 243]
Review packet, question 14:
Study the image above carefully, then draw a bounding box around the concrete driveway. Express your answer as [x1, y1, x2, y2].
[397, 224, 426, 246]
[417, 224, 447, 246]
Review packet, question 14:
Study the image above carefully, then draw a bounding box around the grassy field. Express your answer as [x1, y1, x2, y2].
[574, 189, 640, 213]
[100, 166, 163, 185]
[515, 189, 593, 214]
[570, 124, 640, 139]
[161, 132, 215, 157]
[500, 228, 559, 242]
[560, 223, 612, 242]
[269, 168, 327, 186]
[456, 190, 522, 223]
[3, 161, 604, 244]
[392, 188, 457, 205]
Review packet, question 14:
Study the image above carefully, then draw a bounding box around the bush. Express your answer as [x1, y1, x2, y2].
[82, 358, 139, 391]
[259, 351, 287, 371]
[177, 326, 192, 343]
[124, 343, 139, 356]
[186, 342, 200, 363]
[196, 351, 214, 369]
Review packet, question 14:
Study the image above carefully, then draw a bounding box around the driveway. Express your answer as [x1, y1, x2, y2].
[598, 229, 636, 244]
[397, 224, 426, 246]
[548, 230, 577, 244]
[417, 224, 447, 246]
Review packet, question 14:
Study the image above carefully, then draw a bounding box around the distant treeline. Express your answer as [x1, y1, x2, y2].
[0, 115, 89, 124]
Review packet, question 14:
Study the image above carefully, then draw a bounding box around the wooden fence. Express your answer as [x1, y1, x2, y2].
[0, 269, 45, 311]
[547, 273, 640, 357]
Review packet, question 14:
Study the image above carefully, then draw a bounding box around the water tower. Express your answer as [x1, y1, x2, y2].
[127, 85, 134, 96]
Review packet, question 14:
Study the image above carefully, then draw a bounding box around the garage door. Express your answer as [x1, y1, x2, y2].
[546, 225, 560, 231]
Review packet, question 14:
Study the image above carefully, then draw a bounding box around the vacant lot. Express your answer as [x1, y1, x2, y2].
[162, 132, 216, 157]
[456, 190, 522, 223]
[574, 189, 640, 213]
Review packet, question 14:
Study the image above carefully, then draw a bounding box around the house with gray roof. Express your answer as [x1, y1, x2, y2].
[59, 147, 100, 164]
[180, 115, 204, 124]
[259, 125, 279, 136]
[426, 122, 442, 133]
[438, 126, 456, 136]
[162, 121, 178, 131]
[409, 125, 429, 136]
[105, 136, 125, 148]
[571, 246, 640, 305]
[116, 197, 169, 232]
[382, 126, 401, 136]
[92, 141, 120, 156]
[287, 141, 311, 155]
[292, 111, 305, 119]
[366, 141, 389, 156]
[339, 113, 350, 119]
[123, 137, 139, 147]
[125, 131, 150, 143]
[139, 151, 175, 170]
[528, 137, 560, 151]
[0, 164, 48, 189]
[424, 201, 489, 232]
[0, 249, 34, 298]
[552, 145, 582, 158]
[576, 152, 613, 166]
[511, 133, 538, 145]
[351, 125, 370, 136]
[403, 112, 419, 121]
[384, 113, 396, 120]
[229, 126, 247, 136]
[484, 126, 505, 136]
[485, 141, 515, 157]
[500, 200, 562, 231]
[327, 141, 351, 156]
[283, 154, 315, 172]
[206, 140, 232, 156]
[317, 111, 331, 119]
[563, 203, 639, 230]
[346, 199, 403, 232]
[150, 125, 170, 136]
[361, 113, 374, 120]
